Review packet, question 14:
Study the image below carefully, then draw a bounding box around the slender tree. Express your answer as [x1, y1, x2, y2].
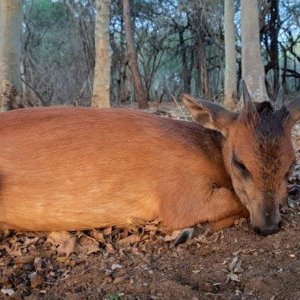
[0, 0, 22, 111]
[266, 0, 280, 94]
[224, 0, 237, 109]
[198, 34, 211, 100]
[241, 0, 268, 102]
[92, 0, 112, 108]
[122, 0, 148, 108]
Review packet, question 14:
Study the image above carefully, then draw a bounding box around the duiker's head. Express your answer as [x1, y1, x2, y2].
[182, 82, 300, 236]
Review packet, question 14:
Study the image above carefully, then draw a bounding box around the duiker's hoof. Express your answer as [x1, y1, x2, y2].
[170, 228, 194, 247]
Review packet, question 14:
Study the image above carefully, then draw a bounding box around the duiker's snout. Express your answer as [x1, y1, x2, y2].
[250, 203, 282, 236]
[253, 222, 281, 236]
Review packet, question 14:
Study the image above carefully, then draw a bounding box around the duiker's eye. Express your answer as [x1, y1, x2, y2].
[232, 153, 250, 178]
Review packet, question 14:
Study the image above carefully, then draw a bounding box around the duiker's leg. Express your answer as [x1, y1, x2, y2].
[204, 187, 248, 228]
[209, 208, 249, 231]
[160, 187, 247, 230]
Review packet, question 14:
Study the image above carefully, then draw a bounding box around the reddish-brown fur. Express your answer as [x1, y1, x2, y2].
[0, 107, 245, 232]
[0, 87, 299, 235]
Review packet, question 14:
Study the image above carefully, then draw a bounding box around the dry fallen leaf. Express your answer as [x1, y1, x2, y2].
[7, 244, 22, 257]
[22, 237, 40, 247]
[1, 288, 15, 296]
[228, 256, 244, 274]
[90, 230, 105, 243]
[105, 243, 115, 254]
[30, 272, 43, 288]
[164, 230, 181, 242]
[78, 236, 100, 254]
[118, 234, 141, 245]
[103, 227, 112, 235]
[226, 273, 240, 282]
[14, 255, 35, 264]
[47, 232, 79, 256]
[228, 257, 239, 272]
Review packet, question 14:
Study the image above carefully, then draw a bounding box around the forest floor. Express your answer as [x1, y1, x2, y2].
[1, 100, 300, 300]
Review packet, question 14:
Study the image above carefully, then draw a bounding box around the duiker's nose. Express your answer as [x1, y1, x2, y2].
[253, 224, 280, 236]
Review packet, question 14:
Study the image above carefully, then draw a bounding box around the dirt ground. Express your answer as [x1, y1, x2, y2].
[1, 101, 300, 300]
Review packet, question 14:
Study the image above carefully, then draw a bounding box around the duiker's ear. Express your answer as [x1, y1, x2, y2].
[181, 93, 238, 136]
[287, 99, 300, 125]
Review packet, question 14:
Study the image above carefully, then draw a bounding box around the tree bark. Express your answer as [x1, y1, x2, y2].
[122, 0, 148, 109]
[179, 30, 192, 93]
[92, 0, 112, 108]
[224, 0, 237, 109]
[241, 0, 268, 102]
[269, 0, 280, 92]
[198, 35, 211, 100]
[0, 0, 22, 111]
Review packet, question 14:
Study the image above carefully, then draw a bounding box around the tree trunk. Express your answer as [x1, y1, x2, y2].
[241, 0, 268, 102]
[179, 30, 191, 93]
[224, 0, 237, 109]
[122, 0, 148, 109]
[269, 0, 280, 93]
[0, 0, 22, 111]
[92, 0, 112, 108]
[198, 36, 210, 100]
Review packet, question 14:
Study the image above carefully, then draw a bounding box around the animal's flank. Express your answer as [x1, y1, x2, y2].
[0, 107, 237, 232]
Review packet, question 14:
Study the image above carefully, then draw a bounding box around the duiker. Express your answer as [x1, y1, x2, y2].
[0, 83, 298, 235]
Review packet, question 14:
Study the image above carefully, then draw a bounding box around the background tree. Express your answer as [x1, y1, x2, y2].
[13, 0, 299, 108]
[122, 0, 148, 108]
[260, 0, 280, 96]
[92, 0, 112, 108]
[241, 0, 268, 102]
[0, 0, 22, 111]
[224, 0, 237, 109]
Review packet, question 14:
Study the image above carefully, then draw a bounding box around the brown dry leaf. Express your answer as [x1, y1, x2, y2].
[47, 232, 79, 256]
[78, 236, 100, 255]
[103, 227, 112, 235]
[118, 234, 141, 246]
[164, 230, 181, 242]
[57, 237, 78, 256]
[56, 256, 70, 264]
[30, 272, 43, 288]
[7, 244, 22, 257]
[1, 288, 15, 297]
[105, 243, 115, 254]
[228, 257, 239, 272]
[228, 257, 244, 274]
[0, 245, 10, 252]
[14, 255, 35, 264]
[22, 237, 40, 247]
[226, 273, 240, 283]
[47, 231, 73, 244]
[90, 230, 105, 243]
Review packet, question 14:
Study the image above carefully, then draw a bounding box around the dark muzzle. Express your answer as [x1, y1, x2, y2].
[253, 222, 281, 236]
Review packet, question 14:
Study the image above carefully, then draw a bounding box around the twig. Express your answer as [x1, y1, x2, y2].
[166, 85, 188, 120]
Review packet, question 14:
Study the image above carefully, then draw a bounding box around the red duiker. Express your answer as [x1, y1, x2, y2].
[0, 82, 299, 236]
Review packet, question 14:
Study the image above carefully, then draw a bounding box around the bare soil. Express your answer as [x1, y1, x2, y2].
[1, 101, 300, 300]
